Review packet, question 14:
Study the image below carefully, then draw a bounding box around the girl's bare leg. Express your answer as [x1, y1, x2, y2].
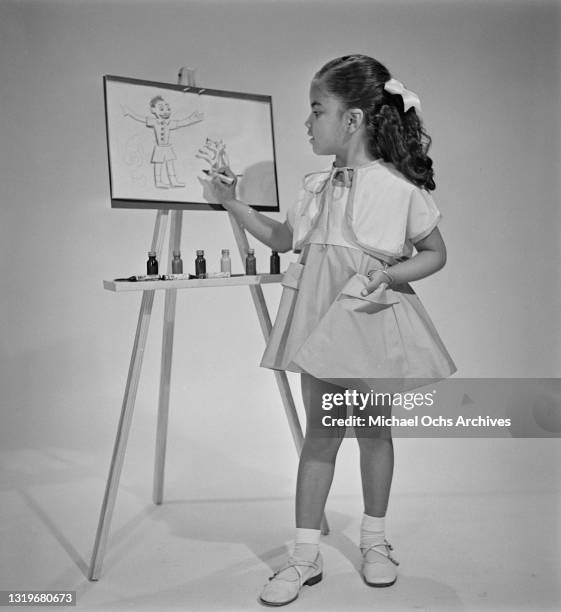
[358, 435, 394, 517]
[296, 374, 346, 529]
[357, 396, 394, 517]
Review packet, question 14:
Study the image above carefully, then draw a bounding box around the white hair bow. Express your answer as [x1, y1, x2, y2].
[383, 78, 422, 113]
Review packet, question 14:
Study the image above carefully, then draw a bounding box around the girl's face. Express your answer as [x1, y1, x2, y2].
[305, 80, 348, 157]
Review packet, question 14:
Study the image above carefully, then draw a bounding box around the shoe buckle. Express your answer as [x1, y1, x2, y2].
[384, 540, 400, 566]
[367, 540, 400, 567]
[268, 559, 312, 585]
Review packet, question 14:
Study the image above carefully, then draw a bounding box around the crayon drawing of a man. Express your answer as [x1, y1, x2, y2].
[123, 96, 204, 188]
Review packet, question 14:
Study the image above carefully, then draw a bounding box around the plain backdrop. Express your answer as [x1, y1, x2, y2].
[0, 0, 560, 606]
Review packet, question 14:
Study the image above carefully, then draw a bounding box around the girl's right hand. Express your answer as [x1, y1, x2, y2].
[200, 166, 237, 205]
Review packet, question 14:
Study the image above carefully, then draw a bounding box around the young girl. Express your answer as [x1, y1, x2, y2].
[205, 54, 456, 606]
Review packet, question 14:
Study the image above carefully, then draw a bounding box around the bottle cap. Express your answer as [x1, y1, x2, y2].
[248, 248, 255, 255]
[173, 251, 181, 257]
[196, 249, 204, 256]
[222, 249, 230, 256]
[272, 251, 278, 255]
[148, 251, 156, 257]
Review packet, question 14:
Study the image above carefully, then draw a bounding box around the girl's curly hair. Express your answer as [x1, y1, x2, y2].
[314, 54, 435, 191]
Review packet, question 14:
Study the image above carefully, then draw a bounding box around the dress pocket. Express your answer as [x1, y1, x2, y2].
[260, 262, 305, 370]
[281, 262, 305, 290]
[337, 274, 400, 314]
[290, 273, 407, 380]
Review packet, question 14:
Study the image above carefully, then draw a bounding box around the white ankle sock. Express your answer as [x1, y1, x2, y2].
[292, 527, 321, 562]
[360, 513, 386, 551]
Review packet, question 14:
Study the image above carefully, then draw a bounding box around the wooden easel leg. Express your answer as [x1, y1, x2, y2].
[88, 290, 156, 580]
[273, 370, 329, 535]
[89, 211, 168, 581]
[152, 67, 194, 505]
[153, 210, 182, 505]
[228, 214, 330, 536]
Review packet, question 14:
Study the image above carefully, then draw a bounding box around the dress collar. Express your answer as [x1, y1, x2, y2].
[331, 159, 381, 187]
[303, 159, 382, 194]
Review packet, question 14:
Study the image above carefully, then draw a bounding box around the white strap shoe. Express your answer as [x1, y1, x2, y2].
[361, 539, 399, 587]
[259, 553, 323, 606]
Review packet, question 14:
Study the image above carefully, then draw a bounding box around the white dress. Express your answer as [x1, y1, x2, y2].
[260, 161, 457, 393]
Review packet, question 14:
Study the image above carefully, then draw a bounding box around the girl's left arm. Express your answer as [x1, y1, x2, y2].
[361, 227, 447, 296]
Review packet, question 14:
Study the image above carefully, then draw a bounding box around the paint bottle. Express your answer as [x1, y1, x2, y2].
[172, 251, 183, 274]
[245, 248, 257, 275]
[220, 249, 231, 276]
[195, 250, 206, 279]
[147, 251, 158, 276]
[270, 250, 280, 274]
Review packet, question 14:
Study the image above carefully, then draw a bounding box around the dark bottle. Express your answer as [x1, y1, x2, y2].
[172, 250, 183, 274]
[245, 248, 257, 275]
[147, 251, 158, 275]
[270, 250, 280, 274]
[195, 249, 206, 279]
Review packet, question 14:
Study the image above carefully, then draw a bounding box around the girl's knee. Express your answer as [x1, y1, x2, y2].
[303, 432, 344, 459]
[356, 429, 393, 450]
[301, 374, 347, 417]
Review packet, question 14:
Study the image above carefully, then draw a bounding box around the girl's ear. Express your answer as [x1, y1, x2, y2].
[345, 108, 364, 133]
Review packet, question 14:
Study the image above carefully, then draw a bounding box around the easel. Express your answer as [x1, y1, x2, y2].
[88, 67, 328, 581]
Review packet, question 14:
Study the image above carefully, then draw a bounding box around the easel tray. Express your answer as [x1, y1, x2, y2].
[103, 273, 283, 292]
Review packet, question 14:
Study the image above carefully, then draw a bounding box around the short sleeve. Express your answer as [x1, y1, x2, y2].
[406, 188, 442, 243]
[285, 187, 305, 231]
[285, 201, 296, 230]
